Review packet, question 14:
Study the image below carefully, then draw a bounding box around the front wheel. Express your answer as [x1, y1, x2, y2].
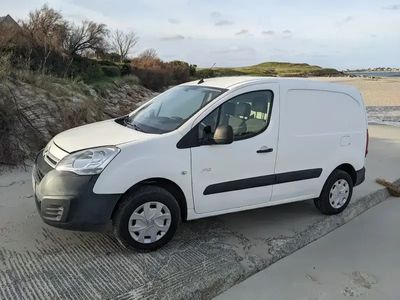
[113, 186, 180, 251]
[314, 169, 353, 215]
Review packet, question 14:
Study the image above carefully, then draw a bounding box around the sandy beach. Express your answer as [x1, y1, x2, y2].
[312, 76, 400, 107]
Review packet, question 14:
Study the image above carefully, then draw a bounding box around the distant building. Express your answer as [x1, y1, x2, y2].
[0, 14, 24, 48]
[0, 14, 20, 30]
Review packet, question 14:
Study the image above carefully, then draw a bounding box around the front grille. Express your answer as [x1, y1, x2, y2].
[43, 205, 64, 222]
[43, 151, 60, 168]
[35, 150, 54, 183]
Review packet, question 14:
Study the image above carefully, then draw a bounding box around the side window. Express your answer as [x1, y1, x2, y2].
[199, 90, 273, 142]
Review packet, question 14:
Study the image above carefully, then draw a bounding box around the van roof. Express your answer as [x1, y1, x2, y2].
[182, 76, 361, 99]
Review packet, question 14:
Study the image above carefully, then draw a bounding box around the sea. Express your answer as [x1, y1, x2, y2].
[346, 71, 400, 78]
[367, 106, 400, 127]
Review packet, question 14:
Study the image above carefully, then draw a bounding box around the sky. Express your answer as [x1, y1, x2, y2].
[1, 0, 400, 69]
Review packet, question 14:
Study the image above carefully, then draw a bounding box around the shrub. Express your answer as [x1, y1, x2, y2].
[167, 60, 190, 83]
[69, 57, 104, 81]
[130, 66, 170, 91]
[120, 63, 130, 76]
[189, 64, 197, 76]
[98, 60, 117, 66]
[101, 65, 121, 77]
[196, 68, 215, 78]
[120, 74, 140, 85]
[130, 54, 172, 91]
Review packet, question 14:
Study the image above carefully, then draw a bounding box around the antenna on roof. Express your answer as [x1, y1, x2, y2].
[198, 62, 216, 84]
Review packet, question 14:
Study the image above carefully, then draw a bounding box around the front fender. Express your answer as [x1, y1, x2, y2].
[93, 138, 193, 210]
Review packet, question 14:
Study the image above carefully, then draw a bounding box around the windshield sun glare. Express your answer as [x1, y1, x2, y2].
[126, 85, 225, 134]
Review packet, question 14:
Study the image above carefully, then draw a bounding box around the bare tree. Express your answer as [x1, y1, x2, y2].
[65, 21, 107, 56]
[23, 5, 68, 72]
[138, 48, 158, 60]
[131, 48, 162, 70]
[110, 30, 138, 62]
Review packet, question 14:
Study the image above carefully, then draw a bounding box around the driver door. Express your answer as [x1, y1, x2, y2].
[191, 84, 279, 214]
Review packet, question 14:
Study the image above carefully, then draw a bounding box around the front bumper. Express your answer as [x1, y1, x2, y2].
[33, 151, 122, 230]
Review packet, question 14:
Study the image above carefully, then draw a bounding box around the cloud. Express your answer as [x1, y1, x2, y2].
[261, 30, 275, 36]
[168, 18, 180, 24]
[342, 16, 354, 23]
[235, 29, 250, 36]
[383, 4, 400, 10]
[211, 11, 233, 26]
[215, 19, 234, 26]
[160, 34, 185, 41]
[336, 16, 354, 26]
[210, 11, 222, 19]
[211, 46, 256, 55]
[281, 29, 292, 39]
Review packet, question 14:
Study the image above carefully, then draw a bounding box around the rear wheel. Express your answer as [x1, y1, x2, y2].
[314, 169, 353, 215]
[113, 186, 180, 251]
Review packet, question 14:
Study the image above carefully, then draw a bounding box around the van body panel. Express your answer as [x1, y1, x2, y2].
[271, 84, 367, 202]
[190, 83, 280, 214]
[53, 119, 153, 153]
[92, 133, 195, 211]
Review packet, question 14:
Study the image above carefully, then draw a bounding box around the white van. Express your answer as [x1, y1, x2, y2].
[32, 77, 368, 250]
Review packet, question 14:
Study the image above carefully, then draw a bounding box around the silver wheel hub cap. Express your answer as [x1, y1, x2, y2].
[329, 179, 350, 209]
[128, 202, 171, 244]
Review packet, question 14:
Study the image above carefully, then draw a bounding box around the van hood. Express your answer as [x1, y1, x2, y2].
[53, 119, 150, 153]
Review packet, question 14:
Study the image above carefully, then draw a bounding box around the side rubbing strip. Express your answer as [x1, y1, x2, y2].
[275, 168, 322, 184]
[203, 168, 322, 195]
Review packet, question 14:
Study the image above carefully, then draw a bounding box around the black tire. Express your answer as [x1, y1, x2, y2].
[112, 185, 181, 251]
[314, 169, 353, 215]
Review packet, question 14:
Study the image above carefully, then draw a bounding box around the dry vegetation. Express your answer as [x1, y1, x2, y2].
[0, 5, 194, 165]
[0, 70, 155, 165]
[0, 5, 196, 91]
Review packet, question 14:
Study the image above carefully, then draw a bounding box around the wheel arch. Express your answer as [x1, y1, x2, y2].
[335, 163, 357, 185]
[111, 177, 188, 221]
[317, 163, 357, 198]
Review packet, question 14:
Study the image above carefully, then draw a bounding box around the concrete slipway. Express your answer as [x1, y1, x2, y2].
[0, 125, 399, 299]
[217, 197, 400, 299]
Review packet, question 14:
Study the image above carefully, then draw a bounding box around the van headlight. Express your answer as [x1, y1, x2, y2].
[56, 146, 120, 175]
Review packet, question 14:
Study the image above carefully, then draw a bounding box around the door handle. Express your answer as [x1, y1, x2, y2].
[256, 147, 273, 153]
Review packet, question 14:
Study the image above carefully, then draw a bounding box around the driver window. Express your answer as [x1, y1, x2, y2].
[199, 90, 273, 141]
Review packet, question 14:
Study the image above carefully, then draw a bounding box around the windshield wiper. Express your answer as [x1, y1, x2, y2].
[132, 123, 144, 132]
[124, 117, 144, 132]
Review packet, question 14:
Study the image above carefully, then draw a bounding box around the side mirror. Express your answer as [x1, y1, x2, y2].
[213, 125, 234, 144]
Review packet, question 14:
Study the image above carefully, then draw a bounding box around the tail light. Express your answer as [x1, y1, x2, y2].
[365, 129, 369, 157]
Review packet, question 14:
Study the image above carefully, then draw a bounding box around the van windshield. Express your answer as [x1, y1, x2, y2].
[125, 85, 226, 134]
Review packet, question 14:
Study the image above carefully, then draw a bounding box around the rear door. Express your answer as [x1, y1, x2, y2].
[191, 84, 279, 214]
